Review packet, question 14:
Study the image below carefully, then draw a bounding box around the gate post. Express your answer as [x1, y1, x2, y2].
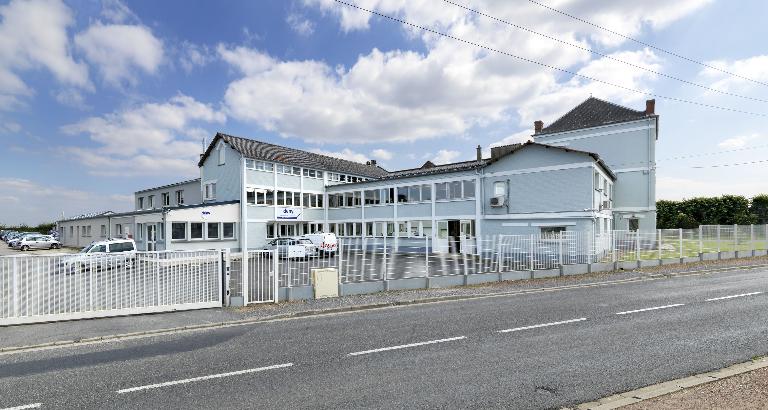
[635, 231, 640, 262]
[751, 224, 755, 253]
[272, 250, 278, 303]
[717, 225, 721, 253]
[529, 235, 535, 275]
[383, 236, 388, 289]
[223, 249, 231, 307]
[698, 226, 703, 255]
[425, 236, 430, 279]
[679, 228, 683, 259]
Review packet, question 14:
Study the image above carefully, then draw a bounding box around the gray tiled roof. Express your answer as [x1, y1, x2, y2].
[200, 133, 389, 178]
[538, 97, 649, 135]
[378, 159, 488, 180]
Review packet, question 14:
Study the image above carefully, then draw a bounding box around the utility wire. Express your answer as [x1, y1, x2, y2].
[603, 143, 768, 169]
[443, 0, 768, 104]
[526, 0, 768, 88]
[332, 0, 768, 118]
[691, 158, 768, 168]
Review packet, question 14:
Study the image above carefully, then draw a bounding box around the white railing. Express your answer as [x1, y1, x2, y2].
[0, 250, 222, 326]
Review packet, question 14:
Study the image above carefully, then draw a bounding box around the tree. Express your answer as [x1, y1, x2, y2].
[674, 212, 699, 229]
[751, 194, 768, 224]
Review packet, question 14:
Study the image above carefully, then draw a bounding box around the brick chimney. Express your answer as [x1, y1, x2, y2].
[534, 120, 544, 134]
[366, 160, 377, 166]
[645, 99, 655, 115]
[476, 145, 482, 161]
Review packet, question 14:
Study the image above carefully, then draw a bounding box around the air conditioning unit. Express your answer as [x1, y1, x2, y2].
[490, 196, 506, 207]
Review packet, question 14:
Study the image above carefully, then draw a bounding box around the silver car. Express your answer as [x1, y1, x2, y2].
[14, 235, 62, 251]
[262, 238, 318, 259]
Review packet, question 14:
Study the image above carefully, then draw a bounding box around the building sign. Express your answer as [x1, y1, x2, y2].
[276, 207, 302, 220]
[201, 210, 211, 220]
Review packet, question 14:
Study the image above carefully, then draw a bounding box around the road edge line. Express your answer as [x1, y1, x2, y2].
[575, 357, 768, 409]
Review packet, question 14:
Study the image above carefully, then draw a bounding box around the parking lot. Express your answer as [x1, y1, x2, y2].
[0, 245, 79, 256]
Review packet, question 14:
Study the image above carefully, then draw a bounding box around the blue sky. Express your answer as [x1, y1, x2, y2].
[1, 0, 767, 225]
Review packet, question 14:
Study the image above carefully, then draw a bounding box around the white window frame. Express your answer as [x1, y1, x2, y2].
[203, 180, 217, 201]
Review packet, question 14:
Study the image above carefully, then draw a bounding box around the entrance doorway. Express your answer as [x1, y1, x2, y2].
[146, 224, 156, 251]
[448, 220, 461, 253]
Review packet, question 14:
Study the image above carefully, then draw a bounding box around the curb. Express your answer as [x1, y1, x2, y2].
[1, 261, 766, 355]
[576, 357, 768, 409]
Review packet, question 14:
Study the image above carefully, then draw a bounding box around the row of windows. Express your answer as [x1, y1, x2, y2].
[171, 222, 236, 241]
[327, 180, 475, 208]
[246, 189, 324, 208]
[328, 172, 367, 183]
[246, 158, 327, 180]
[266, 222, 324, 238]
[137, 190, 185, 210]
[328, 220, 476, 238]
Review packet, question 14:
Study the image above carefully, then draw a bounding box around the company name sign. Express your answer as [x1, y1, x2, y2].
[276, 207, 302, 220]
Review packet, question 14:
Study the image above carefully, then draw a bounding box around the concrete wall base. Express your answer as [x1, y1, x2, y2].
[229, 296, 244, 307]
[660, 258, 680, 266]
[562, 264, 589, 276]
[534, 269, 560, 279]
[466, 272, 500, 285]
[719, 251, 736, 260]
[589, 262, 615, 273]
[387, 277, 429, 291]
[701, 252, 719, 261]
[427, 275, 465, 289]
[500, 270, 530, 281]
[618, 260, 639, 270]
[640, 259, 661, 268]
[341, 281, 385, 296]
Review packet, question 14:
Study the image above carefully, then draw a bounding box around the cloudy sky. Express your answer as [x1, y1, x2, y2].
[1, 0, 767, 225]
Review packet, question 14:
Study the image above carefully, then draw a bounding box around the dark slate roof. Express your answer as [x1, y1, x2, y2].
[199, 133, 389, 179]
[378, 159, 488, 180]
[538, 97, 650, 135]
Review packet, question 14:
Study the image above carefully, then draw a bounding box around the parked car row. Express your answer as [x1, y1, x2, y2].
[1, 230, 61, 251]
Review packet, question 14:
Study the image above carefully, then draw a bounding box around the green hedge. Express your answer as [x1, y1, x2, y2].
[657, 195, 765, 229]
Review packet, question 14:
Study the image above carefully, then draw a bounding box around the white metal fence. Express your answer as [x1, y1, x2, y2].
[235, 224, 768, 303]
[0, 250, 222, 326]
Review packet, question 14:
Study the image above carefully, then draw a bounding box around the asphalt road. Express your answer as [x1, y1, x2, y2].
[1, 268, 767, 409]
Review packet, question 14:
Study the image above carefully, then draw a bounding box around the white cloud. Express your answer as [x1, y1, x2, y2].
[700, 55, 768, 93]
[0, 0, 90, 109]
[100, 0, 139, 24]
[221, 0, 686, 145]
[491, 129, 532, 147]
[371, 148, 393, 161]
[718, 133, 765, 149]
[75, 22, 164, 87]
[178, 42, 214, 73]
[286, 13, 315, 36]
[0, 178, 133, 225]
[61, 94, 225, 177]
[432, 149, 461, 164]
[53, 88, 89, 109]
[310, 148, 369, 164]
[0, 120, 21, 134]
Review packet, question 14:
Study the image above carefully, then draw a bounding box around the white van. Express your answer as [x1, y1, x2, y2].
[60, 239, 137, 274]
[302, 232, 338, 257]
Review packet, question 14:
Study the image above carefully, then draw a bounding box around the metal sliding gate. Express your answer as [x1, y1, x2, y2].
[0, 251, 222, 326]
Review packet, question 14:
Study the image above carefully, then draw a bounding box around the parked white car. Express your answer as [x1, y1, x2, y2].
[302, 232, 338, 257]
[59, 239, 137, 274]
[262, 238, 318, 259]
[14, 235, 61, 251]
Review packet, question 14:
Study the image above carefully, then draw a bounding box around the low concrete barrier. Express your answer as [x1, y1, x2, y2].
[427, 275, 464, 289]
[562, 264, 589, 276]
[589, 262, 615, 273]
[640, 259, 661, 267]
[341, 281, 385, 296]
[533, 268, 560, 279]
[501, 271, 530, 281]
[466, 272, 499, 285]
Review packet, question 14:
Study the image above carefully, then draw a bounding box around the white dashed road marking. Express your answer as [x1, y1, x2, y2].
[706, 291, 763, 302]
[116, 363, 294, 394]
[347, 336, 467, 356]
[498, 318, 588, 333]
[615, 303, 685, 315]
[1, 404, 42, 410]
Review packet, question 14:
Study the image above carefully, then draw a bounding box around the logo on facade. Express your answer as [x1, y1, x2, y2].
[201, 211, 211, 220]
[276, 207, 302, 220]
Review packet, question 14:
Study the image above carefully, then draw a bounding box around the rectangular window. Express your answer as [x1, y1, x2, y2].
[436, 183, 448, 200]
[365, 222, 374, 236]
[398, 222, 407, 237]
[364, 190, 377, 205]
[172, 222, 186, 240]
[276, 191, 285, 206]
[190, 222, 203, 239]
[449, 181, 462, 200]
[353, 191, 361, 206]
[421, 185, 431, 201]
[422, 220, 433, 237]
[100, 225, 106, 237]
[265, 190, 274, 205]
[408, 185, 420, 203]
[148, 195, 155, 209]
[266, 223, 275, 238]
[493, 181, 506, 196]
[218, 144, 225, 165]
[397, 187, 408, 203]
[176, 190, 184, 205]
[137, 224, 143, 240]
[345, 192, 354, 207]
[463, 180, 475, 198]
[541, 226, 566, 235]
[70, 226, 74, 237]
[204, 182, 216, 200]
[628, 218, 639, 231]
[285, 191, 293, 206]
[223, 223, 235, 239]
[162, 192, 170, 206]
[138, 197, 144, 209]
[246, 189, 256, 205]
[207, 223, 219, 239]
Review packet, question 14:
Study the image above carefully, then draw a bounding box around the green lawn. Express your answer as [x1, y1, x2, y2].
[613, 239, 768, 261]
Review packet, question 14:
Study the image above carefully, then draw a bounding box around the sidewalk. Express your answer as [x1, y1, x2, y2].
[2, 255, 766, 352]
[623, 364, 768, 409]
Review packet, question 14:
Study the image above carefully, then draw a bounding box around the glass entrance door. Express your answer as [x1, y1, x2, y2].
[146, 224, 156, 251]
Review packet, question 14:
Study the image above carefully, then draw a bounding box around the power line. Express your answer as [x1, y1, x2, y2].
[332, 0, 768, 118]
[526, 0, 768, 88]
[442, 0, 768, 104]
[605, 143, 768, 168]
[691, 158, 768, 168]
